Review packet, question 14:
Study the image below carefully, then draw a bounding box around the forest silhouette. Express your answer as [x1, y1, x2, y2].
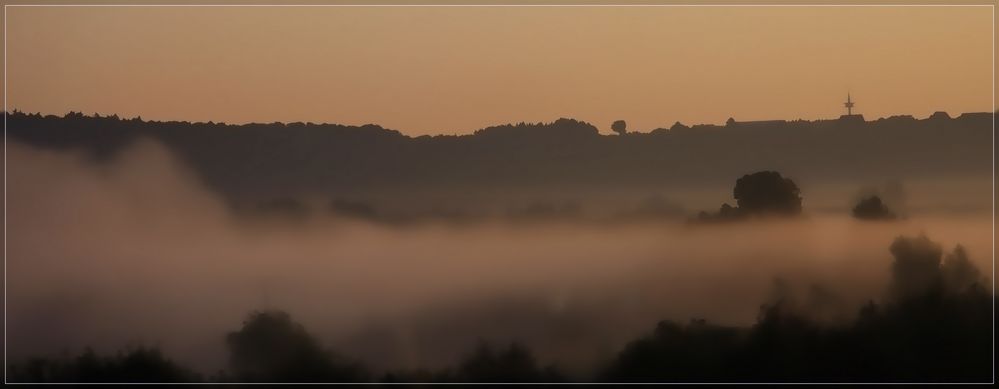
[5, 110, 993, 226]
[4, 110, 992, 220]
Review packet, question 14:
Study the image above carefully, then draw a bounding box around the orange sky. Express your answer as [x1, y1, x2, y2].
[1, 4, 994, 135]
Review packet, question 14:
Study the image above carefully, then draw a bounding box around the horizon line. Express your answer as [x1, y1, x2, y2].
[4, 108, 995, 137]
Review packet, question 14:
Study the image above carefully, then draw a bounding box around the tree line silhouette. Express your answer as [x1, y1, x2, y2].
[8, 234, 991, 383]
[4, 110, 992, 211]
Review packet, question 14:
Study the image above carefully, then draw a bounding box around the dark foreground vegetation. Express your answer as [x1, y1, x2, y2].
[606, 235, 990, 382]
[8, 234, 991, 383]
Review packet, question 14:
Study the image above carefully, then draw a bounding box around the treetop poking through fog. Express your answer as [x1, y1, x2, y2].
[695, 171, 802, 223]
[733, 171, 802, 216]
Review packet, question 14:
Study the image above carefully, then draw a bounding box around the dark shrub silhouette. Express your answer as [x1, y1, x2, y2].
[733, 171, 802, 215]
[603, 319, 744, 382]
[717, 203, 739, 218]
[888, 235, 984, 300]
[225, 310, 366, 382]
[696, 171, 802, 222]
[888, 235, 944, 300]
[380, 341, 564, 383]
[852, 195, 896, 220]
[8, 347, 199, 383]
[611, 120, 627, 135]
[451, 342, 565, 383]
[940, 246, 981, 294]
[7, 235, 991, 383]
[605, 234, 991, 383]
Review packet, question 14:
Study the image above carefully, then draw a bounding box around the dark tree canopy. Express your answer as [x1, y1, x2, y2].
[732, 171, 802, 215]
[225, 310, 366, 383]
[852, 195, 896, 221]
[888, 235, 983, 300]
[889, 235, 944, 300]
[7, 347, 198, 383]
[605, 234, 991, 383]
[611, 120, 627, 135]
[453, 342, 564, 383]
[696, 171, 803, 222]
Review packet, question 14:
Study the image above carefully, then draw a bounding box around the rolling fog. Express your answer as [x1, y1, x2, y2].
[5, 139, 993, 376]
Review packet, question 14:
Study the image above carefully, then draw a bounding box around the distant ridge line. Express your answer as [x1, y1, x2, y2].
[3, 109, 995, 138]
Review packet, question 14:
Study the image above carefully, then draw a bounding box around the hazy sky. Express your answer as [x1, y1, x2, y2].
[2, 5, 994, 135]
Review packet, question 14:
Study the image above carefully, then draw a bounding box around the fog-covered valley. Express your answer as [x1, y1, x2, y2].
[5, 139, 992, 379]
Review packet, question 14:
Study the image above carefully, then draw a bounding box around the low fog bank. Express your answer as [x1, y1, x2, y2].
[5, 139, 993, 376]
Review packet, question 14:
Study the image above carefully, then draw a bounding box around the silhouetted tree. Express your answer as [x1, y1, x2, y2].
[452, 342, 564, 383]
[605, 234, 991, 383]
[603, 319, 743, 382]
[732, 171, 802, 215]
[718, 203, 739, 219]
[225, 310, 367, 382]
[888, 235, 987, 300]
[888, 235, 944, 300]
[611, 120, 627, 135]
[694, 171, 802, 222]
[852, 195, 896, 220]
[940, 245, 981, 294]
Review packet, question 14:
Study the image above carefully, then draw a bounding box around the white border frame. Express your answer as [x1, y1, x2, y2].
[2, 2, 996, 385]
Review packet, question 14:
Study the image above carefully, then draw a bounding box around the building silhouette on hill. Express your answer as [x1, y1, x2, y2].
[839, 93, 864, 122]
